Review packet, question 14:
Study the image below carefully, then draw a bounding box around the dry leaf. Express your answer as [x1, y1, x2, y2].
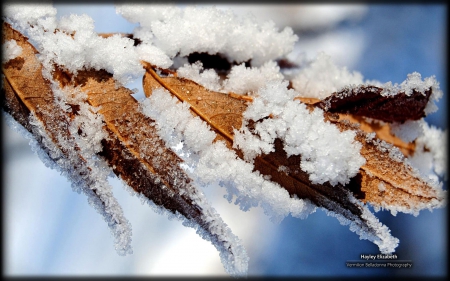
[2, 22, 247, 275]
[142, 62, 445, 232]
[327, 114, 444, 215]
[318, 85, 432, 123]
[2, 21, 134, 254]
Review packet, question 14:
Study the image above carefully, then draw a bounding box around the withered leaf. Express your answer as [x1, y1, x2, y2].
[2, 22, 247, 275]
[142, 63, 445, 249]
[328, 114, 444, 215]
[318, 85, 432, 123]
[296, 96, 416, 156]
[2, 21, 134, 254]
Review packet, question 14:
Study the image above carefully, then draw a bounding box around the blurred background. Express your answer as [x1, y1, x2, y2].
[2, 3, 447, 277]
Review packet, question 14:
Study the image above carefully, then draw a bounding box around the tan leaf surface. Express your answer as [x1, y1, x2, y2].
[143, 63, 247, 148]
[327, 114, 444, 214]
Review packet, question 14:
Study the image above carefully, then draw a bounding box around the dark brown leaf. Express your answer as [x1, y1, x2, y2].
[318, 85, 432, 123]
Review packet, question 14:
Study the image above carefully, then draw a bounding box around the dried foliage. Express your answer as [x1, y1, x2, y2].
[2, 20, 446, 276]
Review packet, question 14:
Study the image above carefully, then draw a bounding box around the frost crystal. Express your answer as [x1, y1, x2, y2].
[3, 2, 447, 275]
[390, 119, 423, 143]
[291, 52, 364, 99]
[3, 5, 144, 86]
[235, 80, 366, 186]
[409, 122, 447, 178]
[378, 72, 443, 115]
[2, 39, 23, 63]
[45, 81, 134, 255]
[222, 61, 284, 95]
[116, 4, 298, 66]
[140, 89, 317, 223]
[177, 61, 222, 92]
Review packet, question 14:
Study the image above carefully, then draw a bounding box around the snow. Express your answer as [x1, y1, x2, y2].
[378, 72, 443, 115]
[116, 4, 298, 66]
[2, 39, 23, 63]
[3, 5, 143, 86]
[177, 61, 222, 92]
[390, 120, 423, 143]
[129, 172, 250, 277]
[290, 52, 365, 99]
[222, 61, 284, 95]
[410, 122, 447, 178]
[140, 88, 317, 223]
[325, 195, 399, 254]
[235, 80, 366, 186]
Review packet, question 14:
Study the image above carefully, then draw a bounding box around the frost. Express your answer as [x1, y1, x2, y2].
[410, 122, 447, 178]
[140, 88, 317, 224]
[177, 61, 222, 92]
[291, 52, 364, 99]
[136, 43, 172, 69]
[2, 3, 57, 32]
[138, 90, 250, 276]
[222, 61, 284, 95]
[390, 119, 423, 143]
[123, 159, 250, 277]
[176, 60, 285, 95]
[379, 72, 443, 115]
[48, 81, 134, 255]
[2, 39, 23, 63]
[324, 196, 400, 254]
[3, 6, 144, 86]
[235, 80, 366, 186]
[116, 4, 298, 66]
[3, 2, 447, 275]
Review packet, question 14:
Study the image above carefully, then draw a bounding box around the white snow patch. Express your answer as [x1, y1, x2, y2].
[2, 39, 23, 64]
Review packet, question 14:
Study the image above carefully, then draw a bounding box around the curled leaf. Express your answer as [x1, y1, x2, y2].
[142, 63, 446, 253]
[2, 22, 248, 276]
[2, 21, 133, 255]
[318, 85, 432, 123]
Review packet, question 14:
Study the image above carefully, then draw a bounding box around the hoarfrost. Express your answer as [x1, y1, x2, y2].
[222, 61, 284, 95]
[2, 39, 23, 63]
[410, 122, 447, 178]
[2, 3, 57, 32]
[177, 61, 222, 92]
[390, 119, 423, 143]
[48, 82, 134, 255]
[234, 80, 366, 186]
[291, 52, 364, 99]
[27, 103, 133, 255]
[140, 88, 317, 223]
[3, 5, 144, 86]
[136, 43, 172, 69]
[121, 164, 249, 277]
[176, 60, 284, 95]
[3, 2, 447, 275]
[116, 4, 298, 66]
[378, 72, 443, 115]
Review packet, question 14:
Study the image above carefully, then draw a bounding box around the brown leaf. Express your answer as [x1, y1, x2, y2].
[2, 22, 247, 274]
[327, 114, 444, 215]
[2, 21, 133, 254]
[142, 62, 445, 238]
[318, 85, 432, 123]
[143, 62, 248, 149]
